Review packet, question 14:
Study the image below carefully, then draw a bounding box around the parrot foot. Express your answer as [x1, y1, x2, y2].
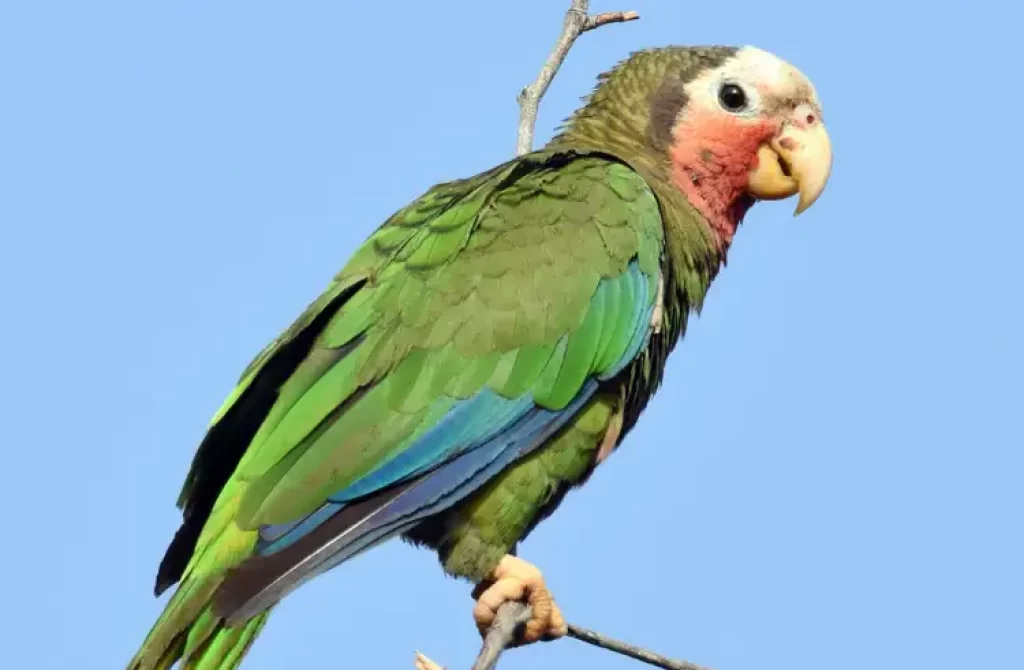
[471, 555, 568, 645]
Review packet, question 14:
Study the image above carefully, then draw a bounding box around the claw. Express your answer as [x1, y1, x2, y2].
[471, 555, 567, 645]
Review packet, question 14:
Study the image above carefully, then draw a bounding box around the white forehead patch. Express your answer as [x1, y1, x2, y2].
[731, 46, 820, 106]
[682, 46, 821, 119]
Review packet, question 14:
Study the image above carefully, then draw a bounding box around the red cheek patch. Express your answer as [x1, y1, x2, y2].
[669, 110, 778, 247]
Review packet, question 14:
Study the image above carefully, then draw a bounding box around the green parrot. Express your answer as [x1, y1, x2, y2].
[129, 44, 832, 669]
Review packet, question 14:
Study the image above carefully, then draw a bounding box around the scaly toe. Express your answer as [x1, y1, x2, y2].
[472, 555, 567, 645]
[545, 599, 568, 640]
[472, 577, 527, 634]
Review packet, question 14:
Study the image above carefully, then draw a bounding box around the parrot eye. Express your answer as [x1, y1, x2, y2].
[718, 83, 749, 112]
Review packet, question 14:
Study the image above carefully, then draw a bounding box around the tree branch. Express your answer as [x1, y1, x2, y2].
[471, 602, 533, 670]
[514, 0, 638, 156]
[566, 623, 712, 670]
[415, 609, 712, 670]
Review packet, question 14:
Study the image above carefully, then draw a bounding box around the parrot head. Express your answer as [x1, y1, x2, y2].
[553, 45, 833, 246]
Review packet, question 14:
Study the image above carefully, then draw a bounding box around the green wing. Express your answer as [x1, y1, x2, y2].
[131, 150, 664, 670]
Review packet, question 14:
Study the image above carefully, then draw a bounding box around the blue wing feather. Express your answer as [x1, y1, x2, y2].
[306, 380, 598, 573]
[222, 261, 659, 623]
[256, 261, 654, 560]
[331, 391, 535, 502]
[228, 381, 599, 622]
[258, 389, 535, 553]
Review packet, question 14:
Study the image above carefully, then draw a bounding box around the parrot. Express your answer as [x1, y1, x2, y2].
[128, 44, 832, 670]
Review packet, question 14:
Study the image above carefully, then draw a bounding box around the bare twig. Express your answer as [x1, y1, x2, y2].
[413, 604, 531, 670]
[470, 602, 533, 670]
[416, 611, 712, 670]
[567, 623, 712, 670]
[585, 10, 641, 31]
[514, 0, 638, 155]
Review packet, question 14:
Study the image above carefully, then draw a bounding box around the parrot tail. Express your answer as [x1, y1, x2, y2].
[127, 578, 272, 670]
[126, 565, 274, 670]
[129, 486, 271, 670]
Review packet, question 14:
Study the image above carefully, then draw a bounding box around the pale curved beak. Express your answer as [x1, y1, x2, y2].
[746, 104, 833, 215]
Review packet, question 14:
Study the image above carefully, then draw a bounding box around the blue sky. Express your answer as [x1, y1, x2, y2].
[1, 1, 1020, 669]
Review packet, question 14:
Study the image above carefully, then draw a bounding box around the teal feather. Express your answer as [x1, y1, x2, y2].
[255, 260, 656, 558]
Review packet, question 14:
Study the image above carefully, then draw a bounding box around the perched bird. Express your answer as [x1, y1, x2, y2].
[129, 44, 832, 669]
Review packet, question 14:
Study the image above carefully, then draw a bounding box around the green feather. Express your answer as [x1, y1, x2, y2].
[495, 342, 557, 399]
[546, 284, 606, 408]
[593, 273, 626, 372]
[131, 146, 693, 670]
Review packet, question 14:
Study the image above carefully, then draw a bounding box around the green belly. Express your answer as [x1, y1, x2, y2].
[403, 392, 622, 582]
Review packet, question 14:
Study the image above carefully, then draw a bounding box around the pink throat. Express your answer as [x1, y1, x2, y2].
[668, 112, 777, 250]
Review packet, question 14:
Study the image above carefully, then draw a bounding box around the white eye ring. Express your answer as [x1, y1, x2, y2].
[713, 79, 762, 116]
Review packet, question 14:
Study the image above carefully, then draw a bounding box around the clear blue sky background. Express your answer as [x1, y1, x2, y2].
[1, 1, 1020, 669]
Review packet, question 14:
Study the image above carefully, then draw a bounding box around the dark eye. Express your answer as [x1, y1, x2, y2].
[718, 83, 748, 112]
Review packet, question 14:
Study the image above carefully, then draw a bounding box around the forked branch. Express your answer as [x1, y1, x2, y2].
[515, 0, 638, 155]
